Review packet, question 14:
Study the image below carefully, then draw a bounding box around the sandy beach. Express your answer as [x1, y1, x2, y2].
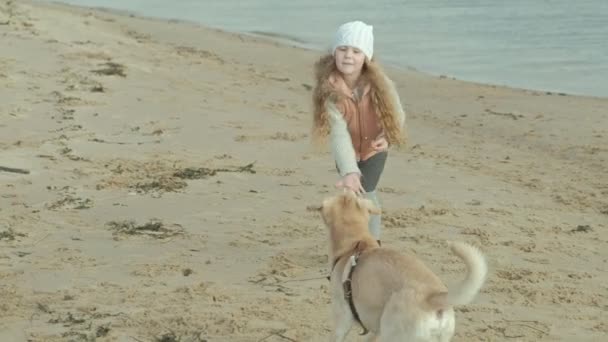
[1, 1, 607, 341]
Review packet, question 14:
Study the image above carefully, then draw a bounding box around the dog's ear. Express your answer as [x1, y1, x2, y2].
[360, 198, 381, 215]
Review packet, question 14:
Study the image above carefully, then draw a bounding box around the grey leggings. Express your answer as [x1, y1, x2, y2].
[338, 151, 387, 240]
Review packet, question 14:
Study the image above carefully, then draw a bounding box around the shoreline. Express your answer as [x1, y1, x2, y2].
[44, 0, 606, 100]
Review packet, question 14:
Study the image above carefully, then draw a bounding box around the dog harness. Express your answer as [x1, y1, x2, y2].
[328, 242, 369, 335]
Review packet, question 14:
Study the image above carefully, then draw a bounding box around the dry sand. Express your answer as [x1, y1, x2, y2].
[1, 1, 607, 341]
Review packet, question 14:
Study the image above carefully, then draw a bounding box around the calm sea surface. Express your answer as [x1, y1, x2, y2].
[51, 0, 608, 98]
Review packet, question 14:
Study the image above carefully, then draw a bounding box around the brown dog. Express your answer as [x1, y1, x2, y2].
[319, 191, 487, 341]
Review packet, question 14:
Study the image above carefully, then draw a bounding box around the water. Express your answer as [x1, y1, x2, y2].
[49, 0, 608, 98]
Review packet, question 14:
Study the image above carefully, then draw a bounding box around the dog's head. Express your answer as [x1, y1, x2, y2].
[319, 190, 381, 231]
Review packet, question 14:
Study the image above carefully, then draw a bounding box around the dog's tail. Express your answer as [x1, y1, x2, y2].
[427, 241, 487, 308]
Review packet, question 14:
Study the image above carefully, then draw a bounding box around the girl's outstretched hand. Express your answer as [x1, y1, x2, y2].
[335, 172, 365, 195]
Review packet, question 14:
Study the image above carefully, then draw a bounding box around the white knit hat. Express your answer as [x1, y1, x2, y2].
[332, 21, 374, 60]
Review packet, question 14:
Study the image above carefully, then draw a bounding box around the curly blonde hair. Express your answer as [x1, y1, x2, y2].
[311, 54, 406, 148]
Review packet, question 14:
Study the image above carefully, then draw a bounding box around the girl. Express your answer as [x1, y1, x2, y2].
[312, 20, 407, 243]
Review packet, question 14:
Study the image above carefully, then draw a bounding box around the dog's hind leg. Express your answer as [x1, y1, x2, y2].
[331, 293, 354, 341]
[377, 290, 419, 342]
[331, 310, 353, 341]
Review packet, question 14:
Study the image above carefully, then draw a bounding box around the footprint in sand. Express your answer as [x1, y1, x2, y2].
[60, 70, 105, 93]
[51, 90, 98, 106]
[265, 218, 318, 240]
[90, 62, 127, 77]
[5, 105, 29, 119]
[44, 185, 93, 211]
[495, 267, 548, 283]
[234, 132, 307, 143]
[60, 50, 112, 62]
[240, 230, 279, 246]
[460, 227, 492, 246]
[378, 186, 407, 195]
[123, 28, 152, 43]
[106, 219, 185, 240]
[0, 2, 38, 35]
[250, 252, 319, 285]
[383, 206, 454, 229]
[57, 145, 90, 162]
[0, 226, 27, 242]
[59, 108, 76, 120]
[262, 101, 304, 120]
[174, 45, 224, 64]
[131, 263, 184, 277]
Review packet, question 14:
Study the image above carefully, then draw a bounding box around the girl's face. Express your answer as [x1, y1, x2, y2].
[334, 46, 366, 77]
